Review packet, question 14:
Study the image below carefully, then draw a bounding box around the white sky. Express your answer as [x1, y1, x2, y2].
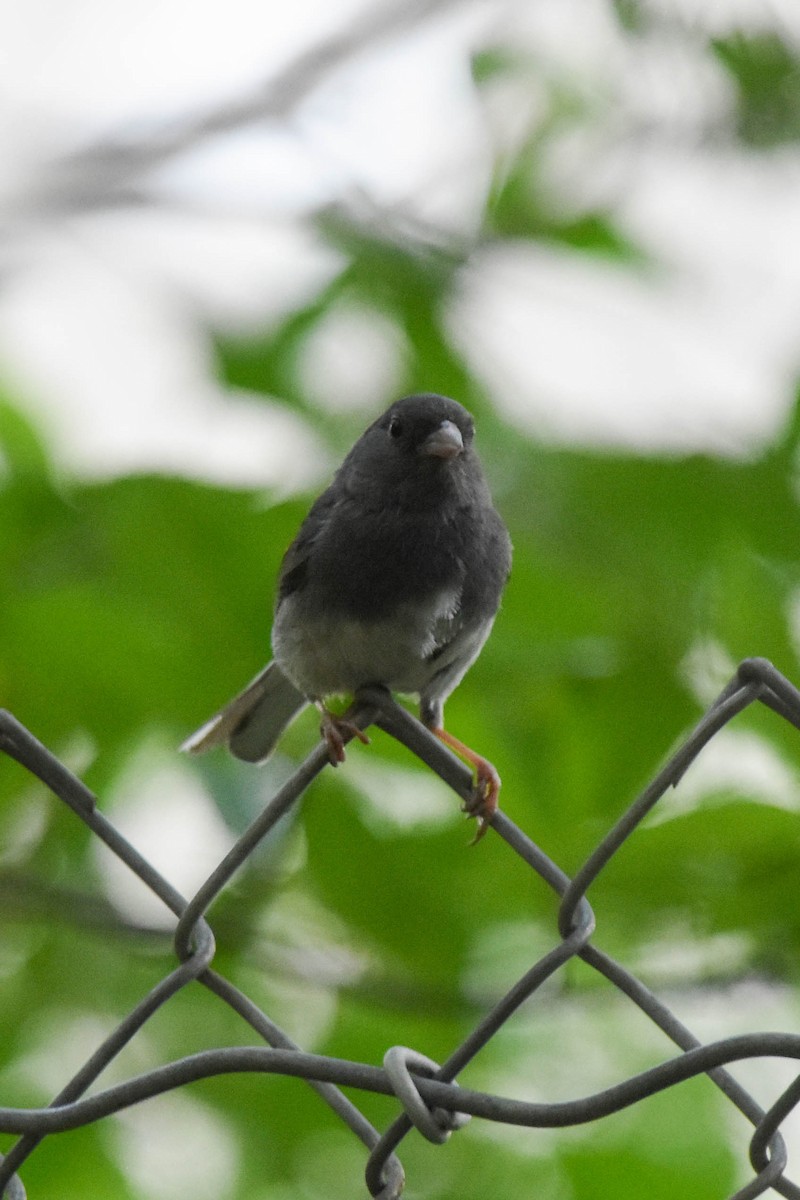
[0, 0, 798, 486]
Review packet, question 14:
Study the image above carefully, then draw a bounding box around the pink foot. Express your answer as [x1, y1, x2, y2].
[318, 705, 370, 766]
[430, 726, 501, 843]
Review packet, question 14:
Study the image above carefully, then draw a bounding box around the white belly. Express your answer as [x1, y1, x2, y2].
[271, 590, 460, 699]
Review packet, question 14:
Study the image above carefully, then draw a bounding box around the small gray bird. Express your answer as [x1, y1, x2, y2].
[182, 393, 512, 834]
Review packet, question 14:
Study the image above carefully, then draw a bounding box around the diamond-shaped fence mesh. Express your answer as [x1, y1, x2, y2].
[1, 657, 800, 1198]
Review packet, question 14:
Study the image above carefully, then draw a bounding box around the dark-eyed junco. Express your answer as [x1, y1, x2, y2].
[182, 393, 512, 835]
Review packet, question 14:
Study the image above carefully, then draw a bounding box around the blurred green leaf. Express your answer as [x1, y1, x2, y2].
[714, 32, 800, 146]
[470, 46, 523, 84]
[611, 0, 645, 33]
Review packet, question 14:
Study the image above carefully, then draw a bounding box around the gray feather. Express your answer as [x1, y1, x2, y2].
[181, 661, 308, 764]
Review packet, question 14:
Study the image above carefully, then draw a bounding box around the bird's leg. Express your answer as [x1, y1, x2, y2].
[428, 726, 501, 843]
[316, 701, 371, 766]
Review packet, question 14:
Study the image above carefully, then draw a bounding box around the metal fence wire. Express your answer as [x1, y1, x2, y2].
[2, 657, 800, 1197]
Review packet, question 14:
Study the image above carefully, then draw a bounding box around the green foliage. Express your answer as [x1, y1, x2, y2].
[610, 0, 644, 33]
[3, 365, 800, 1194]
[3, 12, 800, 1199]
[713, 32, 800, 146]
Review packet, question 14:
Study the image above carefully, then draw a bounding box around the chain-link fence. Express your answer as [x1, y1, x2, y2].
[1, 656, 800, 1198]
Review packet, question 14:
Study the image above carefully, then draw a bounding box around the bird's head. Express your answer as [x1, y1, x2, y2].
[340, 393, 481, 509]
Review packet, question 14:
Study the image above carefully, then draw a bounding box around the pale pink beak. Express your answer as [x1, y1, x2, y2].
[420, 420, 463, 460]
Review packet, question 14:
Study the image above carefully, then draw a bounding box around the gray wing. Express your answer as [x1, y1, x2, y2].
[419, 613, 497, 729]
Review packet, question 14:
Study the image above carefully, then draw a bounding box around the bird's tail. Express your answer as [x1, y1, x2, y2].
[180, 661, 308, 764]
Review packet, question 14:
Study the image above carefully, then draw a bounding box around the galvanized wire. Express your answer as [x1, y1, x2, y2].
[1, 656, 800, 1198]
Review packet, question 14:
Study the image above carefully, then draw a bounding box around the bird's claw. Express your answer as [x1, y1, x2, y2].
[319, 708, 371, 766]
[429, 725, 501, 845]
[461, 761, 500, 844]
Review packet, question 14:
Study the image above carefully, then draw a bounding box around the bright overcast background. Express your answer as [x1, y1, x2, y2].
[2, 0, 800, 489]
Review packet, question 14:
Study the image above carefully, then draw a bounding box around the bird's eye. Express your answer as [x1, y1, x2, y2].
[388, 417, 403, 439]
